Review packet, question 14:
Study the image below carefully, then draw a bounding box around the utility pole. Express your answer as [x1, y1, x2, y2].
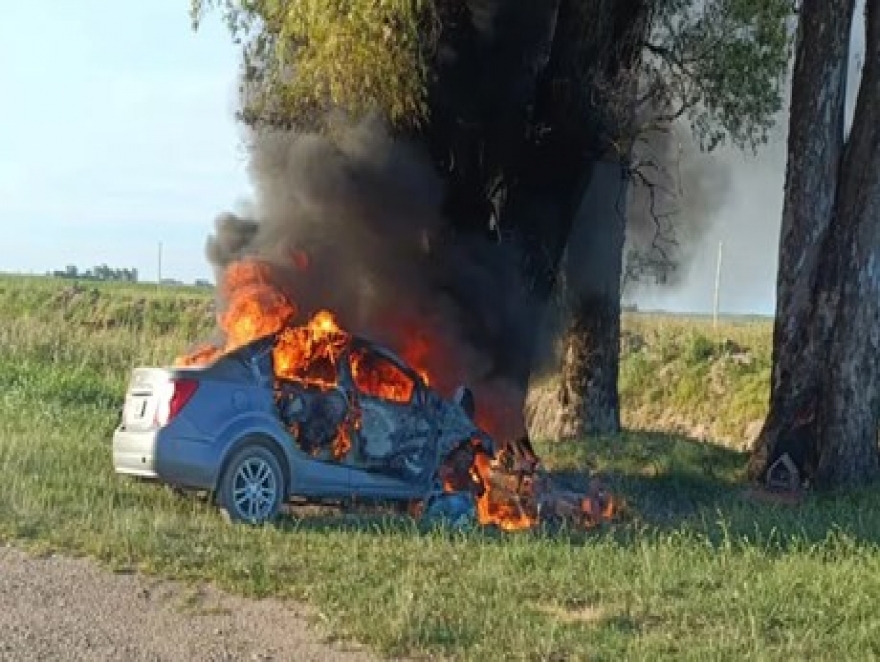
[713, 240, 723, 330]
[157, 241, 163, 286]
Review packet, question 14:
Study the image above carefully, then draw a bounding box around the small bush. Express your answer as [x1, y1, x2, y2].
[686, 332, 717, 365]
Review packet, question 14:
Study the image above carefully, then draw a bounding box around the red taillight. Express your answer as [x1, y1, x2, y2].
[156, 378, 199, 426]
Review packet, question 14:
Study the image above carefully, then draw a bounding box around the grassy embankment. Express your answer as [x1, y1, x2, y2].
[619, 311, 770, 447]
[2, 273, 880, 661]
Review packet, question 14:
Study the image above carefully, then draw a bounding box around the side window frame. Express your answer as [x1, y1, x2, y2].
[348, 346, 418, 406]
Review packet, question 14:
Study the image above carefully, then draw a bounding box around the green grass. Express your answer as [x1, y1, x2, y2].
[618, 314, 772, 447]
[3, 274, 880, 660]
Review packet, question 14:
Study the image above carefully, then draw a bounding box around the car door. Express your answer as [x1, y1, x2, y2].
[261, 334, 357, 498]
[346, 346, 436, 492]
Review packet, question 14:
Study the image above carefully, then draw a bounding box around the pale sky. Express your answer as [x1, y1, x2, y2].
[0, 0, 249, 283]
[0, 1, 867, 311]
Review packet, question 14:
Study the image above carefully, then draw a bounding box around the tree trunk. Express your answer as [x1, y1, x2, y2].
[812, 0, 880, 487]
[551, 160, 628, 437]
[748, 0, 857, 481]
[423, 0, 650, 439]
[534, 0, 648, 438]
[751, 0, 880, 488]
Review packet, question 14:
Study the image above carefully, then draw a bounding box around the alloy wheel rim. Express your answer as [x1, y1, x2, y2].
[232, 456, 277, 521]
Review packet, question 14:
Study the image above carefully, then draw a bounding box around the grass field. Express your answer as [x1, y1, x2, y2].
[3, 274, 880, 660]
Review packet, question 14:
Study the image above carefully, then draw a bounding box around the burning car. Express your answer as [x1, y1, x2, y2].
[112, 311, 497, 524]
[112, 258, 618, 531]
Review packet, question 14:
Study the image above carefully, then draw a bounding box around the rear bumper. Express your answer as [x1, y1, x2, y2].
[112, 426, 158, 478]
[112, 425, 220, 490]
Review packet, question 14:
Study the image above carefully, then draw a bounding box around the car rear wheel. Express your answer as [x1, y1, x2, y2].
[218, 445, 284, 525]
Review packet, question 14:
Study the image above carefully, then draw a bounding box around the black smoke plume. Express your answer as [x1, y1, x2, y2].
[205, 116, 538, 440]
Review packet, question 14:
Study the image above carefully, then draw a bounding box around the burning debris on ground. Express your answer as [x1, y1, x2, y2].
[435, 436, 618, 531]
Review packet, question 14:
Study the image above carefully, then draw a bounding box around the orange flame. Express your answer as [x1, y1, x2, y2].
[175, 261, 296, 368]
[351, 348, 416, 403]
[273, 310, 349, 388]
[220, 261, 298, 349]
[470, 451, 537, 531]
[438, 439, 617, 531]
[332, 423, 353, 460]
[176, 343, 223, 367]
[395, 326, 432, 386]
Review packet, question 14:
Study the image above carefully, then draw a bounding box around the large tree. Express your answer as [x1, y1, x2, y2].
[750, 0, 880, 488]
[529, 0, 793, 437]
[192, 0, 792, 438]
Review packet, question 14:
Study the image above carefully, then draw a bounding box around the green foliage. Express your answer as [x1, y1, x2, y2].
[646, 0, 796, 151]
[194, 0, 793, 153]
[685, 331, 717, 365]
[191, 0, 435, 128]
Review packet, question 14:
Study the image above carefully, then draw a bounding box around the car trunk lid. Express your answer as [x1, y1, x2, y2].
[122, 368, 199, 431]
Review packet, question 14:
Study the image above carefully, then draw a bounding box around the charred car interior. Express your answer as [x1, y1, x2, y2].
[270, 316, 495, 488]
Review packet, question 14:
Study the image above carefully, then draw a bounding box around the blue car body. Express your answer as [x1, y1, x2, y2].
[112, 333, 494, 506]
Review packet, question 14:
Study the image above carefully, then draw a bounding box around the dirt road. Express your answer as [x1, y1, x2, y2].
[0, 543, 378, 661]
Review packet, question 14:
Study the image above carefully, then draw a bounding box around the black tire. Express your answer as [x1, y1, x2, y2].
[217, 444, 285, 525]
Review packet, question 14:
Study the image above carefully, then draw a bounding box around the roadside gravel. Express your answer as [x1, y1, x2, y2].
[0, 543, 378, 661]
